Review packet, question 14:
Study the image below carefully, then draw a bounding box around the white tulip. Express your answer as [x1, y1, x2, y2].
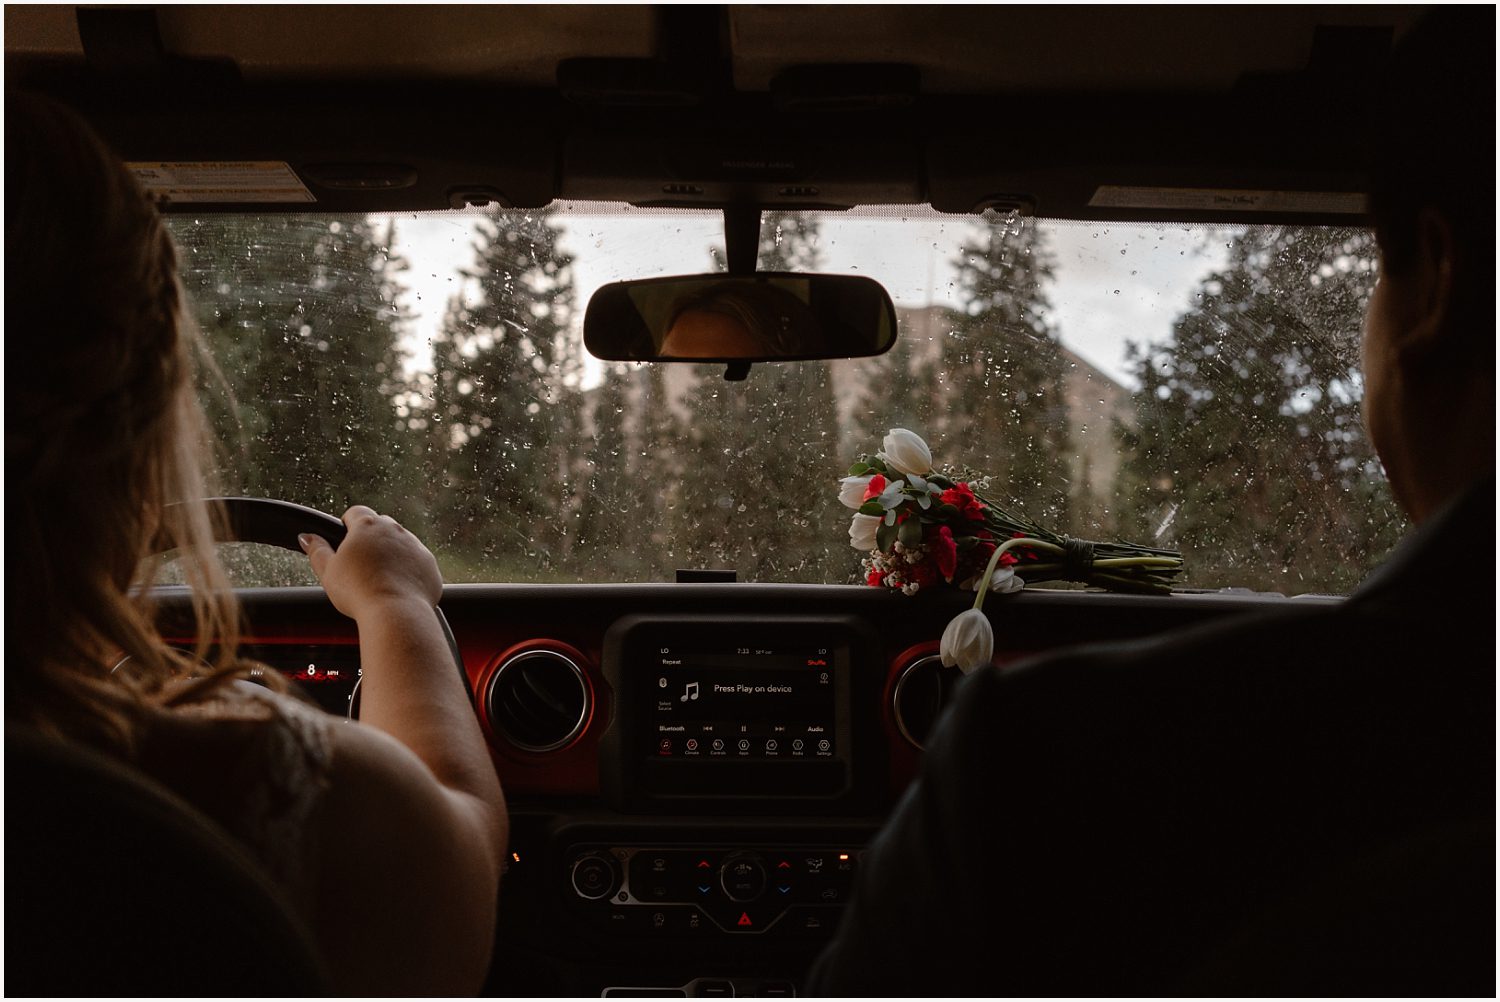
[838, 475, 875, 509]
[989, 567, 1025, 594]
[848, 513, 881, 550]
[881, 428, 933, 476]
[939, 608, 994, 674]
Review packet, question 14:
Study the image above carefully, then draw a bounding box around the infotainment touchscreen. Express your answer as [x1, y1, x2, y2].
[647, 646, 837, 761]
[601, 614, 871, 809]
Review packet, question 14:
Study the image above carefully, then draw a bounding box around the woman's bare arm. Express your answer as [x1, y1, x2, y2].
[299, 506, 507, 994]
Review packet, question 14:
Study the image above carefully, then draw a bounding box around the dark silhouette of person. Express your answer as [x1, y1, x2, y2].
[807, 11, 1494, 995]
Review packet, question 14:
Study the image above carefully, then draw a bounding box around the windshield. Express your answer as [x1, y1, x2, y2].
[164, 205, 1402, 595]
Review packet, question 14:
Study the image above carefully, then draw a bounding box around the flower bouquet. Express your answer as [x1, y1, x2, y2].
[840, 428, 1185, 671]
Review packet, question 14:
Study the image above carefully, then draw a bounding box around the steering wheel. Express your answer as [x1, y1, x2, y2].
[163, 497, 470, 706]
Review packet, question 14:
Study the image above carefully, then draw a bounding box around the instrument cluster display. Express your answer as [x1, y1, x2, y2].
[246, 643, 361, 718]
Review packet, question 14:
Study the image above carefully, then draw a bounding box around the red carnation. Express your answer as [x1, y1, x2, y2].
[862, 474, 887, 503]
[928, 524, 958, 580]
[1011, 531, 1043, 561]
[867, 569, 886, 587]
[939, 483, 973, 506]
[940, 483, 986, 521]
[979, 537, 1006, 560]
[971, 538, 1017, 571]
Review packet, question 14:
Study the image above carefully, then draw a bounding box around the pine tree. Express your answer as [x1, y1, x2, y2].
[665, 212, 843, 581]
[1115, 226, 1406, 593]
[944, 212, 1073, 526]
[169, 214, 416, 517]
[572, 362, 680, 580]
[851, 214, 1073, 532]
[422, 207, 577, 578]
[575, 363, 630, 554]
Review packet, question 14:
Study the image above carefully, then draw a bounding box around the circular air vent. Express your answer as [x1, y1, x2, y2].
[484, 649, 590, 753]
[892, 654, 965, 750]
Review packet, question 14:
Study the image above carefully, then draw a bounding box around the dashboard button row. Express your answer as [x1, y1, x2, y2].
[588, 903, 844, 938]
[625, 850, 856, 908]
[575, 846, 861, 937]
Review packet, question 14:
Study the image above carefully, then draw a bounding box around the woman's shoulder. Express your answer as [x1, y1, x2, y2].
[140, 680, 339, 909]
[153, 681, 336, 804]
[167, 679, 336, 757]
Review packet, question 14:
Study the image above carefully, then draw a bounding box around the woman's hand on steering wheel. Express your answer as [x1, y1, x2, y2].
[164, 496, 470, 699]
[298, 505, 442, 622]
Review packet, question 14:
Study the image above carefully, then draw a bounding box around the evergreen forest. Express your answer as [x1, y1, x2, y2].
[166, 211, 1402, 594]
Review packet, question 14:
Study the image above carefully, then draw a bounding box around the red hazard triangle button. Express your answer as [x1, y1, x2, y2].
[737, 912, 753, 927]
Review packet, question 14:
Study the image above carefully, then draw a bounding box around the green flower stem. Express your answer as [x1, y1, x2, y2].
[967, 547, 1182, 596]
[1016, 558, 1178, 573]
[972, 538, 1064, 608]
[1089, 571, 1173, 595]
[1011, 566, 1174, 593]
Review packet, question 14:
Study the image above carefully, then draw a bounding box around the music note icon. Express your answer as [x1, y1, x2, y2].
[680, 681, 699, 702]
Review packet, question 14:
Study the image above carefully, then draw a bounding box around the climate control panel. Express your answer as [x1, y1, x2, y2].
[566, 844, 863, 938]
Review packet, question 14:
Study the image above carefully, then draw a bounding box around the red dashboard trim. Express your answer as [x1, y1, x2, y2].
[882, 641, 935, 791]
[170, 621, 1037, 802]
[473, 638, 607, 796]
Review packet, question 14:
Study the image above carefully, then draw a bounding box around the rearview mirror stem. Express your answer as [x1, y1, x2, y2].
[721, 205, 761, 381]
[722, 204, 762, 276]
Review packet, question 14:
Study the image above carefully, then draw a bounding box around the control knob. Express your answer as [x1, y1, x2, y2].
[571, 852, 621, 901]
[718, 851, 767, 902]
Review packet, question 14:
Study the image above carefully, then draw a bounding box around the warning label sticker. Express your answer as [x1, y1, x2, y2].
[125, 162, 316, 204]
[1089, 185, 1366, 215]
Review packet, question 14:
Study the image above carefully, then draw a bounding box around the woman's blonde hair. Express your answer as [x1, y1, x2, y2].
[6, 94, 268, 753]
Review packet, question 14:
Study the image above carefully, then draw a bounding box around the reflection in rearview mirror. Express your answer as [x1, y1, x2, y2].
[584, 273, 898, 363]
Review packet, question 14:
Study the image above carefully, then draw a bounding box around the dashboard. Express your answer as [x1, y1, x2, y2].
[160, 582, 1335, 997]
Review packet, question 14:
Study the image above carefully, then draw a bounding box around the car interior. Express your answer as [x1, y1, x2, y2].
[7, 4, 1484, 997]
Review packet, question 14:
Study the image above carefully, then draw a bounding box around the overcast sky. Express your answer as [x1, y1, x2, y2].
[390, 206, 1234, 388]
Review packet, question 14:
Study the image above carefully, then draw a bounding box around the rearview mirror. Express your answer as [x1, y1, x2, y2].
[583, 273, 898, 363]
